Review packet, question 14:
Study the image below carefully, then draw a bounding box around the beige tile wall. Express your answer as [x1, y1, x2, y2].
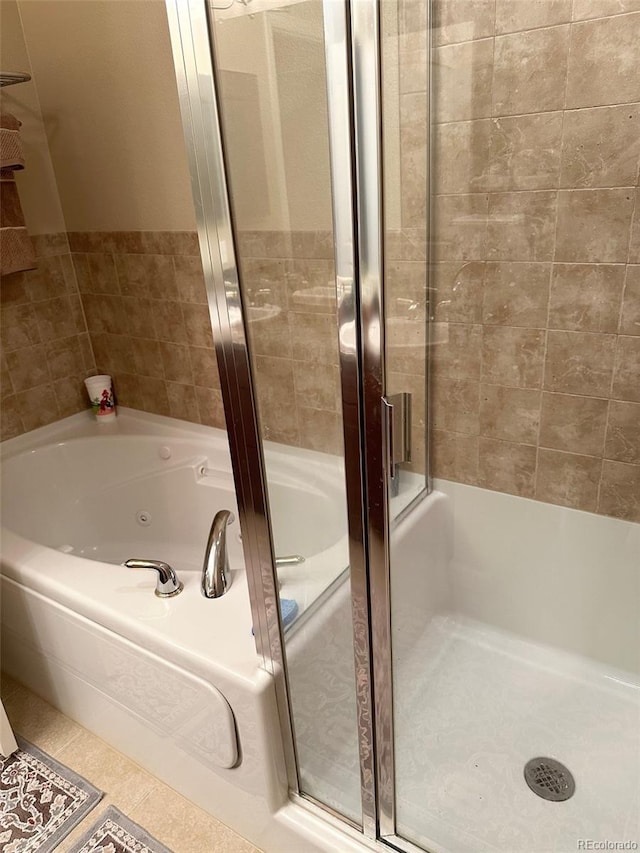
[4, 4, 637, 526]
[0, 226, 348, 455]
[236, 230, 342, 455]
[68, 228, 346, 456]
[1, 233, 96, 440]
[3, 225, 346, 454]
[238, 227, 429, 460]
[68, 231, 226, 431]
[429, 1, 640, 521]
[68, 229, 350, 452]
[385, 0, 430, 476]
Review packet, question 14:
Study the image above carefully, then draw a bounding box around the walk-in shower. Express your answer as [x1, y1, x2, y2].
[165, 0, 640, 851]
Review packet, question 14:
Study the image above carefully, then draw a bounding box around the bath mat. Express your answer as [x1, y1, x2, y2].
[0, 735, 103, 853]
[67, 805, 175, 853]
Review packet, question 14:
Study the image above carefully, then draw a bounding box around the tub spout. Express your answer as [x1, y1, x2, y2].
[202, 509, 233, 598]
[125, 559, 183, 597]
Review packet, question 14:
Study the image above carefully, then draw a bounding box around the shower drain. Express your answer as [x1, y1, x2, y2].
[524, 757, 575, 802]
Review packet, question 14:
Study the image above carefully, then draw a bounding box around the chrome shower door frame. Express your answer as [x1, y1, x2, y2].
[322, 0, 395, 839]
[347, 0, 396, 839]
[164, 0, 299, 796]
[323, 0, 386, 839]
[323, 0, 431, 848]
[167, 1, 431, 851]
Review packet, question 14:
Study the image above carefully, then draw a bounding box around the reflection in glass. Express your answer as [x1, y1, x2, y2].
[382, 0, 429, 515]
[390, 2, 640, 851]
[210, 0, 361, 824]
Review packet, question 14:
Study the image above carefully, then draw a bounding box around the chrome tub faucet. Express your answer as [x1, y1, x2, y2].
[202, 509, 233, 598]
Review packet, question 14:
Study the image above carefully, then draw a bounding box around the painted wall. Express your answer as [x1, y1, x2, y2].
[2, 0, 209, 440]
[214, 1, 333, 232]
[1, 1, 96, 441]
[0, 0, 66, 234]
[214, 0, 402, 232]
[16, 0, 197, 232]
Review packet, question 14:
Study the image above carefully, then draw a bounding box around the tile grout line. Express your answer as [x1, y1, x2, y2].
[40, 724, 85, 760]
[534, 273, 553, 502]
[542, 18, 573, 489]
[534, 15, 573, 502]
[69, 252, 98, 378]
[434, 186, 638, 199]
[434, 100, 640, 128]
[597, 181, 640, 511]
[477, 0, 495, 493]
[595, 427, 606, 514]
[432, 9, 640, 50]
[441, 424, 610, 462]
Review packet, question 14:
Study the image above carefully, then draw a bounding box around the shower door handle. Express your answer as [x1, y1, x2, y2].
[382, 393, 412, 481]
[382, 397, 395, 481]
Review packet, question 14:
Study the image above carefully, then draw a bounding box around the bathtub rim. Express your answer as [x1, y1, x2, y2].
[0, 407, 355, 688]
[0, 407, 231, 461]
[0, 526, 264, 688]
[0, 410, 268, 683]
[0, 408, 355, 626]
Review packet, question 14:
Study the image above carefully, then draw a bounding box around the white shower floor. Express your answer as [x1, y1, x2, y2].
[394, 615, 640, 853]
[288, 587, 640, 853]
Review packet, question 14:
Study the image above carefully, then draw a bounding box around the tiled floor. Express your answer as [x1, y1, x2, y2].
[0, 673, 263, 853]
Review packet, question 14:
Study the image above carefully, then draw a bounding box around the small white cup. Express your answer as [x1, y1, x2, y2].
[84, 374, 116, 421]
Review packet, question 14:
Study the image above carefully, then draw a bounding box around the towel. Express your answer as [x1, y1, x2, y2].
[0, 112, 25, 169]
[0, 112, 36, 276]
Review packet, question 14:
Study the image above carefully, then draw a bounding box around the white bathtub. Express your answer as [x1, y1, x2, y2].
[1, 407, 351, 617]
[0, 408, 369, 853]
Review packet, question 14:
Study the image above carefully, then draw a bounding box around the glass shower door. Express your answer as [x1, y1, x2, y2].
[387, 1, 640, 852]
[209, 0, 434, 836]
[207, 0, 362, 826]
[171, 1, 640, 850]
[380, 0, 435, 847]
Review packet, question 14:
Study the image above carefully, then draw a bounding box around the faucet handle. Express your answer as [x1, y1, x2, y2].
[275, 554, 305, 568]
[125, 559, 183, 598]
